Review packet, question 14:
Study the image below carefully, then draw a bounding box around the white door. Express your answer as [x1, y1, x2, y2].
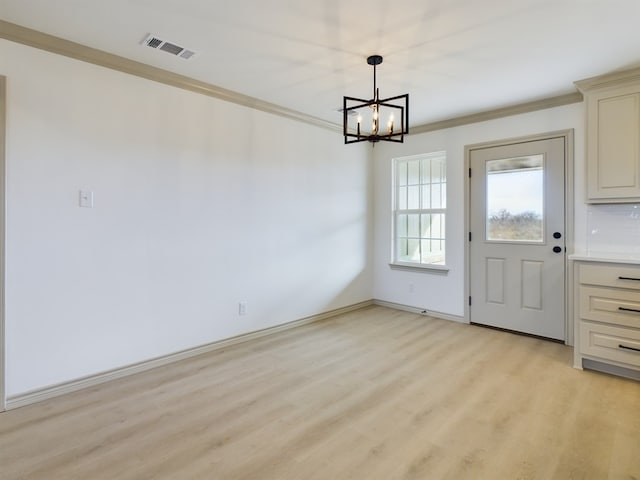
[0, 77, 5, 410]
[469, 136, 566, 340]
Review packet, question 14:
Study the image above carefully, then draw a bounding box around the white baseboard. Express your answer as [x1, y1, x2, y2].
[6, 300, 374, 410]
[372, 299, 466, 324]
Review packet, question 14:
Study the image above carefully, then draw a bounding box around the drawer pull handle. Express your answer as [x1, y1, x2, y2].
[618, 344, 640, 353]
[618, 307, 640, 314]
[618, 276, 640, 281]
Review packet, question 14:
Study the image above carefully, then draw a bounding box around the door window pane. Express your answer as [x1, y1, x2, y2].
[486, 155, 544, 242]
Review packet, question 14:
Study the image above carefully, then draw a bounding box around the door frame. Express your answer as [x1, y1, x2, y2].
[464, 130, 575, 345]
[0, 76, 6, 410]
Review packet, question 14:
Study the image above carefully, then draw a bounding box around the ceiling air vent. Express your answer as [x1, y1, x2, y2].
[141, 34, 197, 60]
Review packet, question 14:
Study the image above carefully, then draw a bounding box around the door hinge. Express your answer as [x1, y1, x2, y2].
[468, 167, 472, 177]
[469, 296, 472, 306]
[469, 232, 472, 241]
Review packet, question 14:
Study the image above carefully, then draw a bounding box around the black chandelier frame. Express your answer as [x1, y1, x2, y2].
[343, 55, 409, 144]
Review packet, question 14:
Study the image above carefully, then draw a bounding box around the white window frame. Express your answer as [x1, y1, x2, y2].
[391, 151, 448, 271]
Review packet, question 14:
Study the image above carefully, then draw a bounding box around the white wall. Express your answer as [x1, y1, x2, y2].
[4, 36, 638, 400]
[372, 103, 587, 318]
[0, 40, 373, 397]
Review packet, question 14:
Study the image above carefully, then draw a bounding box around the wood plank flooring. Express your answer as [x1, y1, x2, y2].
[1, 306, 639, 479]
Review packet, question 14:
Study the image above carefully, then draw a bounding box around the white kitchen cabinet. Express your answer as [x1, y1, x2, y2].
[573, 259, 640, 378]
[576, 68, 640, 203]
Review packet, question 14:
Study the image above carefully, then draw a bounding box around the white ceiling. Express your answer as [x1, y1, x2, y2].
[3, 0, 640, 128]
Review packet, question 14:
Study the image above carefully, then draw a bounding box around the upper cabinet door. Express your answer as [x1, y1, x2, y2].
[588, 86, 640, 201]
[577, 68, 640, 203]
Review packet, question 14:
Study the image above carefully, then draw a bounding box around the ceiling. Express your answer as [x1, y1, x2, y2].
[2, 0, 640, 128]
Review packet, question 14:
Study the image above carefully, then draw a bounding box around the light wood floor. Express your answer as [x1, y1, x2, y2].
[1, 306, 639, 479]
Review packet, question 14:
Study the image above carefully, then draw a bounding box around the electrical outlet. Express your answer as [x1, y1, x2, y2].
[239, 301, 247, 316]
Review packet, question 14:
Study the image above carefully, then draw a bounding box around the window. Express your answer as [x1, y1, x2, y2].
[393, 152, 446, 267]
[486, 155, 544, 242]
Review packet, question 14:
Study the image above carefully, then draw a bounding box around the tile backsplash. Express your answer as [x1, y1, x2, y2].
[587, 203, 640, 255]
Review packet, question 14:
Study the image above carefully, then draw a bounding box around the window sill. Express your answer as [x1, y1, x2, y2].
[389, 262, 449, 273]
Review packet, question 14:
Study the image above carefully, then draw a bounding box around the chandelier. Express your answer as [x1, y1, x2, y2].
[343, 55, 409, 144]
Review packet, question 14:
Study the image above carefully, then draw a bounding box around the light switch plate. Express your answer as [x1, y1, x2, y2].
[239, 301, 247, 315]
[79, 190, 94, 208]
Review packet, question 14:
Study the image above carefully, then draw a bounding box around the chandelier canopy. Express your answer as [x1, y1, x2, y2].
[343, 55, 409, 144]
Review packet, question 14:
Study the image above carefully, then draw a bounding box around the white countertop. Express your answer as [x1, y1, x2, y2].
[569, 252, 640, 265]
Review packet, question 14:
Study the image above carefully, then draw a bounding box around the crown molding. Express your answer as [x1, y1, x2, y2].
[575, 65, 640, 92]
[0, 20, 340, 133]
[1, 19, 585, 137]
[411, 92, 583, 135]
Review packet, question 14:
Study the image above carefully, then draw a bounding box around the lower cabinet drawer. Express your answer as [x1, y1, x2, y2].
[580, 263, 640, 290]
[579, 321, 640, 368]
[579, 286, 640, 328]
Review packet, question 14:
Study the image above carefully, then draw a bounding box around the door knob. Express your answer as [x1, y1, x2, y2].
[553, 232, 562, 239]
[553, 246, 562, 253]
